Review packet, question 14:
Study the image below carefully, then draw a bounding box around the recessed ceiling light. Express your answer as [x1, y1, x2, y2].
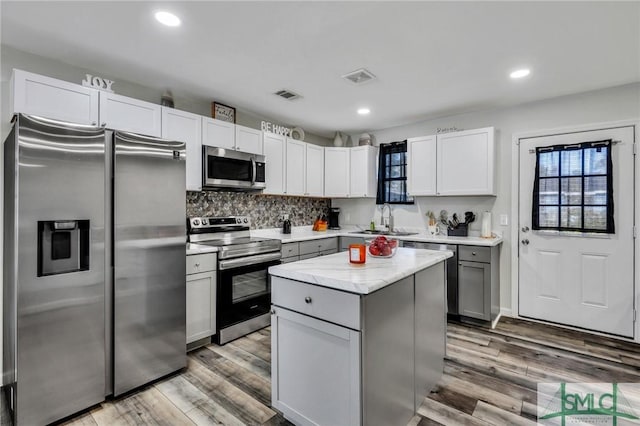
[357, 108, 370, 115]
[155, 11, 181, 27]
[510, 68, 531, 79]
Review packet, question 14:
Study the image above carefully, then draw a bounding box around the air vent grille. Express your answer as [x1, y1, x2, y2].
[342, 68, 376, 84]
[274, 89, 301, 100]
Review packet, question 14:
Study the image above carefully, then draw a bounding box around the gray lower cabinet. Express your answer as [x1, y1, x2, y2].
[186, 253, 217, 345]
[338, 236, 365, 251]
[282, 238, 339, 263]
[457, 245, 499, 322]
[271, 263, 445, 426]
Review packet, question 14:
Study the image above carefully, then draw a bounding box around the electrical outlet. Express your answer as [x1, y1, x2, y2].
[500, 214, 508, 226]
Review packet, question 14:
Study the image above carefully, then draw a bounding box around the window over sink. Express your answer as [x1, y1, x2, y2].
[376, 141, 414, 205]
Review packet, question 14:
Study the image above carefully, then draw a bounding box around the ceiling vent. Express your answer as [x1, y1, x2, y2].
[342, 68, 376, 85]
[274, 89, 301, 101]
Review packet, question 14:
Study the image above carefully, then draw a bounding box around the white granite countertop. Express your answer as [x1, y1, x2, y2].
[186, 243, 218, 256]
[252, 226, 503, 247]
[269, 247, 453, 295]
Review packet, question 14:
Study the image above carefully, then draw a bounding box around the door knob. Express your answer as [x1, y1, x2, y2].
[521, 226, 530, 232]
[304, 297, 312, 304]
[521, 239, 530, 245]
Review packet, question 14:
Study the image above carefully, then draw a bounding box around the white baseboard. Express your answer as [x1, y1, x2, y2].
[500, 307, 513, 318]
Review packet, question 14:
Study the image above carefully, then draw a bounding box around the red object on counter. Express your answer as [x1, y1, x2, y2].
[349, 244, 366, 264]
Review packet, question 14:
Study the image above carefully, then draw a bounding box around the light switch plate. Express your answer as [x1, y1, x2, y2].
[500, 214, 508, 226]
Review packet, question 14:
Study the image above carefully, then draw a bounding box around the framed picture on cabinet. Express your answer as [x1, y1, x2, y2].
[211, 102, 236, 123]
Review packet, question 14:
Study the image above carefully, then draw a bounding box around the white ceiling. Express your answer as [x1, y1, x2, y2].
[2, 1, 638, 138]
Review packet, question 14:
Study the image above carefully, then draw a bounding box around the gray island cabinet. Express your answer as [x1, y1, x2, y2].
[268, 247, 452, 426]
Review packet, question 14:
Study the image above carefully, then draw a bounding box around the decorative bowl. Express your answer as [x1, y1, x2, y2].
[366, 236, 398, 258]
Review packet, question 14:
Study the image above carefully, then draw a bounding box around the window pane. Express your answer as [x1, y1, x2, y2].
[584, 147, 607, 175]
[560, 177, 582, 205]
[385, 154, 391, 167]
[390, 181, 404, 202]
[539, 178, 559, 205]
[539, 206, 559, 227]
[560, 206, 582, 228]
[561, 150, 582, 176]
[391, 153, 403, 166]
[539, 151, 559, 177]
[584, 176, 607, 205]
[584, 206, 607, 230]
[390, 165, 403, 178]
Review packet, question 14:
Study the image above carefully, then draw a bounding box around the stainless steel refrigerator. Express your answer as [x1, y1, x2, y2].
[3, 114, 187, 425]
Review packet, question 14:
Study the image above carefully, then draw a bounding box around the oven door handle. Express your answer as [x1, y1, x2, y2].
[218, 252, 282, 270]
[250, 158, 257, 186]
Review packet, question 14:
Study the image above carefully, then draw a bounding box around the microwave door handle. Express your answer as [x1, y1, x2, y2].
[251, 158, 257, 185]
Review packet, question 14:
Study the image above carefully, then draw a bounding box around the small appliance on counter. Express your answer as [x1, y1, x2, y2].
[282, 214, 291, 234]
[328, 207, 341, 229]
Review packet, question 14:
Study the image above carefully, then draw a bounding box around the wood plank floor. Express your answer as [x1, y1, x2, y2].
[4, 316, 640, 425]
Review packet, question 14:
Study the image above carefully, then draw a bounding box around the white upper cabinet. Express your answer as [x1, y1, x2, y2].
[99, 92, 162, 137]
[263, 132, 286, 195]
[436, 127, 495, 196]
[202, 117, 235, 149]
[407, 135, 437, 196]
[285, 139, 306, 196]
[235, 125, 263, 155]
[324, 147, 350, 198]
[10, 69, 99, 125]
[161, 107, 203, 191]
[305, 143, 325, 197]
[349, 146, 378, 198]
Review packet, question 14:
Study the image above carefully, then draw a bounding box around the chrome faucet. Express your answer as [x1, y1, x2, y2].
[380, 203, 394, 232]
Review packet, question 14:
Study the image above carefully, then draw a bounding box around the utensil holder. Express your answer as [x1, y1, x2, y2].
[447, 223, 468, 237]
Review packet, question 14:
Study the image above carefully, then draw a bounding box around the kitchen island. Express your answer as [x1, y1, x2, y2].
[268, 247, 452, 426]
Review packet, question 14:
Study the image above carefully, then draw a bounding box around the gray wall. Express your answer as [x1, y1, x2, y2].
[334, 82, 640, 315]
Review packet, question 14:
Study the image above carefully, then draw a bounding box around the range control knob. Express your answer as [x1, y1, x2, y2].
[243, 218, 249, 223]
[193, 219, 200, 226]
[236, 218, 242, 224]
[201, 218, 208, 225]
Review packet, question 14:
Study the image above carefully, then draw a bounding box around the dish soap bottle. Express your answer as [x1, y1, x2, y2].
[282, 214, 291, 234]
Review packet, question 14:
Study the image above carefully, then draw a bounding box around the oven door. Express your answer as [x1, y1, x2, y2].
[217, 252, 281, 330]
[203, 146, 266, 190]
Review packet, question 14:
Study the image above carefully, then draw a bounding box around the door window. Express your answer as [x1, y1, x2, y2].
[532, 140, 614, 233]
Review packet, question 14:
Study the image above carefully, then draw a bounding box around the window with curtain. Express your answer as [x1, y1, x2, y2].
[532, 139, 614, 233]
[376, 141, 414, 205]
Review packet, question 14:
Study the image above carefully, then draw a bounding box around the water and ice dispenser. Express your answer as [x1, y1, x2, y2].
[37, 220, 90, 276]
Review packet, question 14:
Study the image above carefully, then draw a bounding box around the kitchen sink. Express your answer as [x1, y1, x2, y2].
[350, 230, 419, 236]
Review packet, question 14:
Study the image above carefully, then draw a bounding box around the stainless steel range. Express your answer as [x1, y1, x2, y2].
[188, 216, 281, 344]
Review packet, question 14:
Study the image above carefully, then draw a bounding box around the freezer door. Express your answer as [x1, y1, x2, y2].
[113, 131, 186, 396]
[11, 114, 106, 425]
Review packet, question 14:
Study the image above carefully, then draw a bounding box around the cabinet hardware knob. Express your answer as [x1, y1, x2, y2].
[91, 121, 97, 126]
[271, 309, 276, 315]
[304, 297, 312, 304]
[101, 122, 107, 127]
[521, 226, 530, 232]
[194, 262, 200, 267]
[472, 252, 476, 255]
[521, 239, 530, 245]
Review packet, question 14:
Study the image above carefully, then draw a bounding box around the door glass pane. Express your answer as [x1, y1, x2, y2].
[584, 206, 607, 230]
[584, 176, 607, 205]
[561, 177, 582, 205]
[584, 147, 607, 175]
[539, 206, 559, 227]
[232, 270, 268, 303]
[560, 206, 582, 228]
[539, 178, 559, 205]
[539, 151, 559, 177]
[560, 150, 583, 176]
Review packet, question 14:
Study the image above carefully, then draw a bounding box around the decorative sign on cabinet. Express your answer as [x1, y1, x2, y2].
[81, 74, 114, 92]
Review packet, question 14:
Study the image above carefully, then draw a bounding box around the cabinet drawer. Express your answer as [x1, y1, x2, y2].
[281, 255, 300, 264]
[459, 246, 490, 263]
[186, 253, 217, 274]
[320, 249, 338, 257]
[272, 276, 361, 330]
[281, 242, 300, 258]
[299, 237, 338, 255]
[299, 253, 317, 260]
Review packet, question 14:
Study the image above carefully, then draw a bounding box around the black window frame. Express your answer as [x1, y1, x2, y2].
[532, 139, 614, 234]
[376, 141, 414, 205]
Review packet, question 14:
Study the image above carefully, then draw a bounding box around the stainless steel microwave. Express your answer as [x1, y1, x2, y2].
[203, 146, 266, 191]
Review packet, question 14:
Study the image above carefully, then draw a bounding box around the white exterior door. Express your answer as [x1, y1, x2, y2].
[518, 126, 635, 337]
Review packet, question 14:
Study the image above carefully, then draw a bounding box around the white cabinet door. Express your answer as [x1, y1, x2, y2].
[11, 69, 99, 125]
[99, 92, 162, 137]
[324, 148, 350, 197]
[407, 135, 437, 196]
[202, 117, 235, 149]
[272, 307, 361, 426]
[186, 271, 216, 344]
[263, 132, 286, 195]
[349, 145, 377, 198]
[436, 127, 495, 195]
[286, 139, 306, 196]
[305, 144, 325, 197]
[161, 107, 202, 191]
[235, 124, 263, 155]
